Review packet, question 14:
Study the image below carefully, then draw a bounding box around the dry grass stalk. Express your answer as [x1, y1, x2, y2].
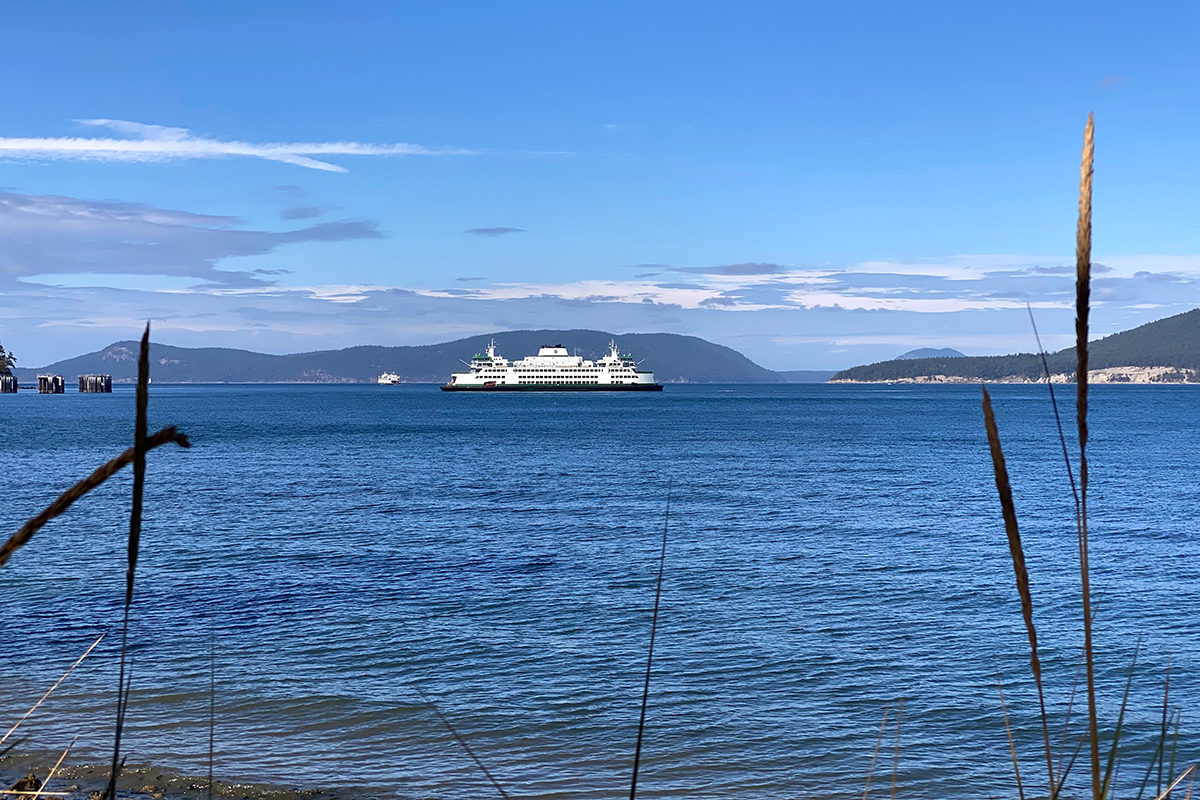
[1055, 735, 1088, 799]
[982, 385, 1055, 795]
[0, 427, 190, 570]
[105, 323, 151, 800]
[1156, 766, 1198, 800]
[30, 737, 76, 800]
[1137, 662, 1175, 800]
[0, 634, 104, 749]
[861, 704, 891, 800]
[629, 480, 671, 800]
[208, 621, 216, 800]
[1160, 657, 1172, 797]
[1168, 715, 1182, 800]
[1054, 648, 1086, 788]
[996, 672, 1026, 800]
[1100, 643, 1140, 798]
[1027, 304, 1082, 516]
[1074, 112, 1101, 800]
[417, 688, 509, 799]
[890, 697, 903, 800]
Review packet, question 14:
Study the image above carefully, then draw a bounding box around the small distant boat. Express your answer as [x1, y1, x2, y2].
[377, 373, 401, 385]
[441, 339, 663, 391]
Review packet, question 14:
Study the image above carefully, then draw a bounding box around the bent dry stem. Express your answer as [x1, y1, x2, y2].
[0, 427, 190, 570]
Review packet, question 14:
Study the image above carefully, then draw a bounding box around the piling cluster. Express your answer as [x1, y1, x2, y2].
[37, 374, 65, 394]
[0, 374, 113, 393]
[79, 374, 113, 393]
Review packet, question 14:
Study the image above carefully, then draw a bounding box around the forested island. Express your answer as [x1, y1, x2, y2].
[834, 308, 1200, 383]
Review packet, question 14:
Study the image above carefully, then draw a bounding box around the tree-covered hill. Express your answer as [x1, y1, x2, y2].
[833, 308, 1200, 381]
[13, 330, 786, 384]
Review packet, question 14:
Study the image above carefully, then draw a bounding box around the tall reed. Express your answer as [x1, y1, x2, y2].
[105, 323, 151, 800]
[982, 114, 1164, 799]
[1075, 112, 1100, 800]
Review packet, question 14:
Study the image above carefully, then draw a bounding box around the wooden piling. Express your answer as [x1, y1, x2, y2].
[37, 374, 65, 394]
[0, 375, 15, 393]
[78, 374, 113, 393]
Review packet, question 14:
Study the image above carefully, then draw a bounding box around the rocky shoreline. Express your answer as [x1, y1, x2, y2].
[830, 365, 1200, 384]
[1, 756, 362, 800]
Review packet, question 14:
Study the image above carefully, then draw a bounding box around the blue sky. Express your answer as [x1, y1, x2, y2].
[1, 1, 1198, 369]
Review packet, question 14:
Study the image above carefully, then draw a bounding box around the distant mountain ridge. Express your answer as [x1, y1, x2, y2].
[15, 330, 788, 384]
[895, 347, 965, 360]
[833, 308, 1200, 382]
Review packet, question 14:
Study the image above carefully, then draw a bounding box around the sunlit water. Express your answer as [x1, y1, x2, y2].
[1, 384, 1197, 799]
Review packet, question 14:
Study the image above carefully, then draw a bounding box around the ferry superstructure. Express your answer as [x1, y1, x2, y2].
[441, 340, 663, 391]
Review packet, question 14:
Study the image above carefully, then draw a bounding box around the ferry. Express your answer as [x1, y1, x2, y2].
[441, 340, 663, 391]
[377, 372, 401, 385]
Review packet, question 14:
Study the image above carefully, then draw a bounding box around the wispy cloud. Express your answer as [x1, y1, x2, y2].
[8, 253, 1200, 371]
[0, 119, 472, 172]
[674, 262, 787, 276]
[4, 188, 1199, 371]
[0, 189, 380, 286]
[281, 206, 323, 220]
[464, 227, 527, 237]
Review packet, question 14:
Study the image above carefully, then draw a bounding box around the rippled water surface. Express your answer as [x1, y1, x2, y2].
[1, 384, 1198, 799]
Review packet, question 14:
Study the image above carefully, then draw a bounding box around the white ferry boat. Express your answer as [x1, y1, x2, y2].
[377, 372, 401, 385]
[441, 340, 663, 391]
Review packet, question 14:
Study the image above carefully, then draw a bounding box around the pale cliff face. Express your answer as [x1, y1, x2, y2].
[1072, 366, 1200, 383]
[832, 366, 1200, 384]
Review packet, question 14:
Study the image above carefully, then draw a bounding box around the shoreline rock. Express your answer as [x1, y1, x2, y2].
[830, 365, 1200, 384]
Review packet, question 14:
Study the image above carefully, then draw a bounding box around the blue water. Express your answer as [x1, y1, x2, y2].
[1, 384, 1197, 799]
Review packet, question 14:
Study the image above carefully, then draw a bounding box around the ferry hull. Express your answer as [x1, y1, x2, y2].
[440, 383, 663, 392]
[443, 339, 663, 392]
